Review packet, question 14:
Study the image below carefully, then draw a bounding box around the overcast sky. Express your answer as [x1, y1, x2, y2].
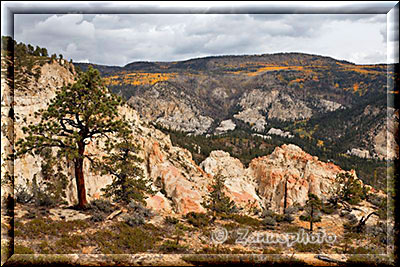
[12, 10, 398, 66]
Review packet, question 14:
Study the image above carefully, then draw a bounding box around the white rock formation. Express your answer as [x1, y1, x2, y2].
[215, 119, 236, 134]
[267, 128, 294, 138]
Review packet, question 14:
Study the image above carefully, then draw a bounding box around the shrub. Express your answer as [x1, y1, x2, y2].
[367, 194, 385, 207]
[165, 216, 179, 225]
[90, 213, 105, 222]
[128, 200, 153, 218]
[15, 218, 89, 240]
[89, 222, 161, 254]
[185, 212, 209, 227]
[15, 185, 32, 204]
[282, 214, 295, 223]
[299, 214, 321, 223]
[284, 205, 298, 215]
[124, 213, 145, 227]
[231, 214, 262, 228]
[54, 235, 82, 253]
[35, 192, 56, 207]
[90, 199, 114, 214]
[261, 209, 276, 218]
[262, 209, 294, 223]
[375, 198, 388, 220]
[14, 244, 34, 254]
[344, 213, 358, 225]
[263, 216, 277, 226]
[321, 202, 337, 214]
[159, 240, 188, 253]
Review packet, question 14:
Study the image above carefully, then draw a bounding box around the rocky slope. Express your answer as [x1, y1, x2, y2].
[75, 53, 398, 161]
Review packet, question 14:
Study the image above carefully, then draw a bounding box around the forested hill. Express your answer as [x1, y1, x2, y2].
[75, 52, 398, 191]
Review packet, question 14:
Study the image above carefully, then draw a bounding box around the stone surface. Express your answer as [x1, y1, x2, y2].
[215, 119, 236, 134]
[49, 208, 91, 221]
[249, 144, 344, 212]
[233, 109, 267, 132]
[199, 144, 352, 213]
[267, 128, 294, 138]
[347, 148, 371, 158]
[128, 82, 213, 135]
[200, 150, 263, 210]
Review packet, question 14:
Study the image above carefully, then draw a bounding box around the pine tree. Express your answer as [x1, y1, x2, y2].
[94, 133, 154, 204]
[33, 46, 41, 56]
[202, 169, 236, 217]
[334, 172, 366, 205]
[41, 47, 49, 57]
[305, 193, 322, 232]
[16, 66, 131, 209]
[27, 44, 34, 55]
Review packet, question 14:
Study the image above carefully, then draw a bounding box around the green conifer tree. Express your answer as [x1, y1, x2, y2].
[202, 169, 236, 217]
[94, 133, 154, 204]
[16, 66, 131, 209]
[305, 193, 322, 232]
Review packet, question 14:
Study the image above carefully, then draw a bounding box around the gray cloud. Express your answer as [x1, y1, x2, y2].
[13, 13, 391, 65]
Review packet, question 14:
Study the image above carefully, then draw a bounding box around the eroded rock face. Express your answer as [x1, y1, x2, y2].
[235, 89, 313, 123]
[12, 61, 77, 200]
[215, 119, 236, 134]
[127, 82, 213, 135]
[200, 150, 263, 210]
[249, 144, 343, 212]
[233, 109, 267, 132]
[372, 108, 399, 160]
[199, 144, 348, 213]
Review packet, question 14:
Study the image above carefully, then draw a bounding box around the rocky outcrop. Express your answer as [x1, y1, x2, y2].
[267, 128, 294, 138]
[234, 109, 267, 132]
[249, 144, 345, 212]
[372, 107, 399, 160]
[215, 119, 236, 134]
[1, 55, 14, 200]
[235, 89, 314, 122]
[127, 82, 213, 135]
[198, 144, 350, 213]
[200, 150, 263, 210]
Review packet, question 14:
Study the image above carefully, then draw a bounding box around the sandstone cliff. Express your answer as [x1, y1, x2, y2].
[199, 144, 349, 213]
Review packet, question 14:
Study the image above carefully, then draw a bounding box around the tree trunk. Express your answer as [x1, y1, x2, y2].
[75, 141, 88, 209]
[310, 206, 314, 232]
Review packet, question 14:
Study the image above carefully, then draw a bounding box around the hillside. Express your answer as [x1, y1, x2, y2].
[75, 53, 399, 191]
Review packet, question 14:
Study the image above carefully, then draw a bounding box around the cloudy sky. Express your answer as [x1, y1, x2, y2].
[10, 3, 398, 66]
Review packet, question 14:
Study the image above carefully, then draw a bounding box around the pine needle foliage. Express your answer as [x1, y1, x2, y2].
[202, 169, 237, 216]
[15, 66, 132, 208]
